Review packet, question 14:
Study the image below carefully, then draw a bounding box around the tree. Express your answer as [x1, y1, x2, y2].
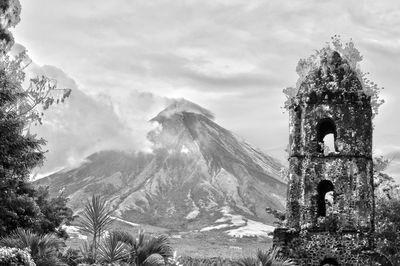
[78, 194, 113, 262]
[0, 0, 72, 237]
[374, 157, 400, 265]
[0, 0, 21, 53]
[0, 100, 45, 235]
[34, 186, 75, 238]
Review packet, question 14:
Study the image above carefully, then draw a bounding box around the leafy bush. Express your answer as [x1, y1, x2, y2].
[374, 157, 400, 265]
[75, 228, 175, 265]
[0, 228, 65, 266]
[0, 246, 36, 266]
[61, 248, 82, 266]
[105, 229, 174, 265]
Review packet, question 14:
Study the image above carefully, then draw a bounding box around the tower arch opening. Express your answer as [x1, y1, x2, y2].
[317, 180, 335, 217]
[316, 118, 337, 154]
[320, 258, 339, 266]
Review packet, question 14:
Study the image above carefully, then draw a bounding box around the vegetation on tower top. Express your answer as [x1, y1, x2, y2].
[283, 35, 384, 118]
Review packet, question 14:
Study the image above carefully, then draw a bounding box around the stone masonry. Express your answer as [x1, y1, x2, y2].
[273, 50, 390, 265]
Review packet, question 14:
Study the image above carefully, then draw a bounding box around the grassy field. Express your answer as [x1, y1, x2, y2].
[66, 219, 273, 259]
[170, 232, 272, 258]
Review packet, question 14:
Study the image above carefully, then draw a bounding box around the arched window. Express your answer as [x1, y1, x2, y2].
[317, 180, 334, 217]
[316, 118, 337, 154]
[320, 258, 339, 266]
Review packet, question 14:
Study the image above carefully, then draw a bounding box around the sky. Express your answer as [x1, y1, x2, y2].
[11, 0, 400, 180]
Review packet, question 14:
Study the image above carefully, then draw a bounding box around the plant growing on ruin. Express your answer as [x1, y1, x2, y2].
[265, 207, 286, 227]
[283, 35, 384, 118]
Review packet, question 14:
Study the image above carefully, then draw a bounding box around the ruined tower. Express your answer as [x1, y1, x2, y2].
[273, 50, 378, 265]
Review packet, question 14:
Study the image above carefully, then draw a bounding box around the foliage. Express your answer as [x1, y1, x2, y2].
[373, 157, 400, 265]
[375, 198, 400, 265]
[283, 35, 384, 118]
[374, 157, 400, 200]
[265, 207, 285, 227]
[60, 248, 82, 266]
[78, 240, 95, 265]
[0, 0, 21, 52]
[0, 0, 72, 237]
[0, 0, 73, 263]
[0, 180, 74, 237]
[235, 248, 296, 266]
[1, 49, 71, 127]
[112, 229, 174, 265]
[0, 228, 66, 266]
[0, 0, 71, 127]
[98, 231, 129, 263]
[77, 229, 175, 265]
[177, 256, 233, 266]
[34, 186, 75, 239]
[0, 246, 35, 266]
[0, 43, 45, 236]
[78, 195, 113, 262]
[0, 181, 42, 236]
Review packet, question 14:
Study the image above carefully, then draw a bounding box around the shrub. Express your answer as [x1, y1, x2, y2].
[0, 228, 65, 266]
[0, 246, 36, 266]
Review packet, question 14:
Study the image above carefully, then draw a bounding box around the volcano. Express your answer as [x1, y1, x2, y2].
[35, 99, 286, 233]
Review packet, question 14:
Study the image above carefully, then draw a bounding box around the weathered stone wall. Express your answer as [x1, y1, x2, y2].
[289, 101, 372, 156]
[274, 51, 378, 265]
[274, 228, 377, 265]
[286, 156, 374, 232]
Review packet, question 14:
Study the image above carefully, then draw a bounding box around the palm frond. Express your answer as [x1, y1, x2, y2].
[113, 230, 137, 246]
[236, 248, 296, 266]
[79, 240, 95, 264]
[235, 257, 260, 266]
[140, 234, 173, 259]
[78, 194, 114, 263]
[0, 228, 66, 266]
[78, 194, 113, 235]
[257, 249, 274, 265]
[98, 231, 129, 263]
[142, 253, 165, 266]
[113, 229, 174, 265]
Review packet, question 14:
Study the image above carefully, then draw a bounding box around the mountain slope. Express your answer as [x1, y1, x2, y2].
[35, 99, 286, 232]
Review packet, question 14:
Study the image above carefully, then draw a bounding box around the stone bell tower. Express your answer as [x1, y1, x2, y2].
[273, 50, 378, 265]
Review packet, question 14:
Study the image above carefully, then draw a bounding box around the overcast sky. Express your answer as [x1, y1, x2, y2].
[12, 0, 400, 181]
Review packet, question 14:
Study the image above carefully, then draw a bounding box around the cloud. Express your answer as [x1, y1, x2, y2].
[13, 0, 400, 182]
[17, 49, 170, 176]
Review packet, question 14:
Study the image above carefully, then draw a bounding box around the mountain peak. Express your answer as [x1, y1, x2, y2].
[36, 99, 286, 236]
[153, 99, 215, 121]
